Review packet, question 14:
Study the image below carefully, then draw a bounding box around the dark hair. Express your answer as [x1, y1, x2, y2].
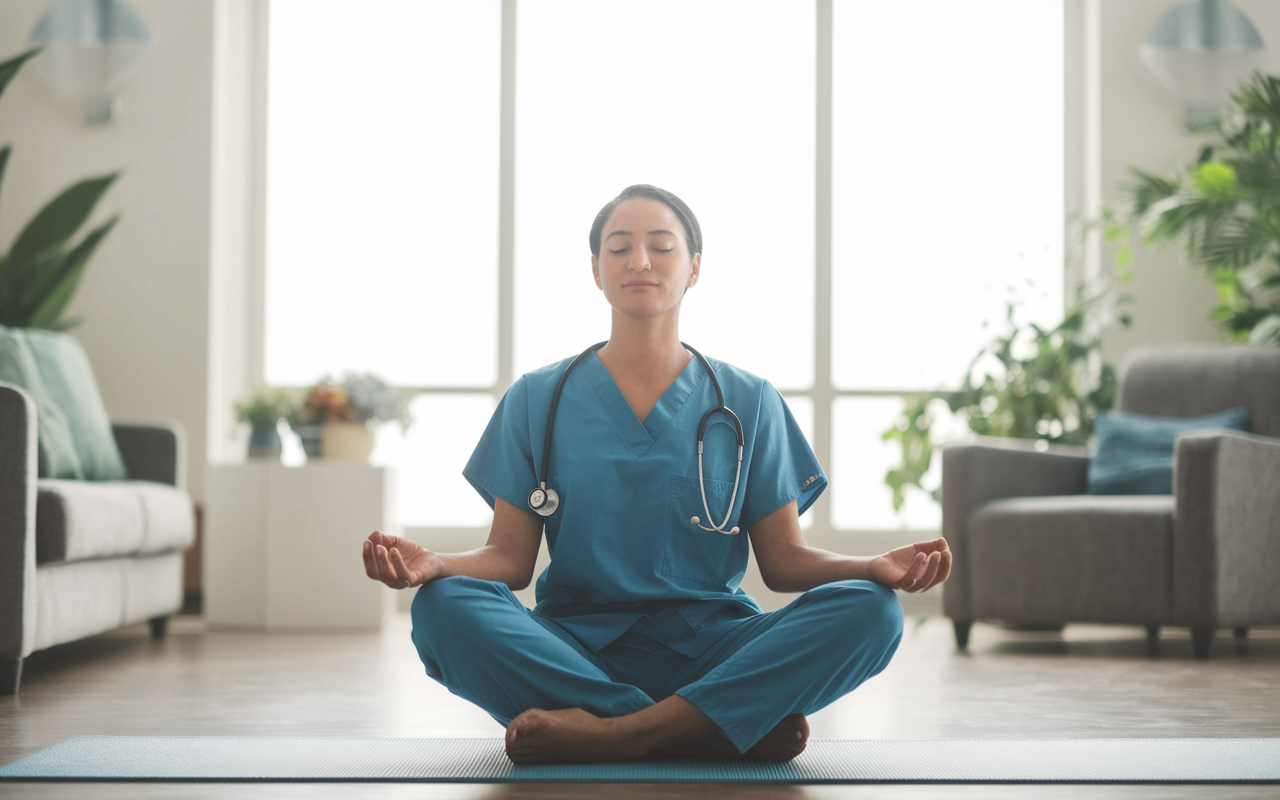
[588, 184, 702, 259]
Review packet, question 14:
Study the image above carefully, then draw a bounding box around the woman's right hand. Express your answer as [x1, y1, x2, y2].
[362, 530, 445, 589]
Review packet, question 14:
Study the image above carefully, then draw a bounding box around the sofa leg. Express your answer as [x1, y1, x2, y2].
[1146, 625, 1160, 655]
[1191, 626, 1215, 660]
[953, 621, 972, 650]
[149, 616, 169, 641]
[1, 658, 22, 695]
[1234, 626, 1248, 640]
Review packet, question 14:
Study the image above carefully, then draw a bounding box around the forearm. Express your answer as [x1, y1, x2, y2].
[760, 546, 874, 593]
[435, 545, 535, 589]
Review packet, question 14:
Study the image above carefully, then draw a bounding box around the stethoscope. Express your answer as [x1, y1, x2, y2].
[527, 341, 745, 535]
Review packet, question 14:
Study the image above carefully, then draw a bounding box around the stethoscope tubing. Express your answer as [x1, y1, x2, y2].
[534, 341, 744, 534]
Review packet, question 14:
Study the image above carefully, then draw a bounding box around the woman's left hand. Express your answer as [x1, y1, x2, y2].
[867, 537, 952, 593]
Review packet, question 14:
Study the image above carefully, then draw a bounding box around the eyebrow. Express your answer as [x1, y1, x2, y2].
[605, 229, 678, 240]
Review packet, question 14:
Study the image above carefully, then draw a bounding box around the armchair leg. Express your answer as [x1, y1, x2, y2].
[1191, 626, 1215, 660]
[1145, 625, 1160, 655]
[1234, 626, 1248, 640]
[149, 616, 169, 641]
[953, 621, 972, 650]
[1, 658, 22, 695]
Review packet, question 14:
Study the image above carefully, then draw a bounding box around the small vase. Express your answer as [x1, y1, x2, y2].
[248, 422, 282, 460]
[292, 423, 324, 460]
[321, 421, 376, 462]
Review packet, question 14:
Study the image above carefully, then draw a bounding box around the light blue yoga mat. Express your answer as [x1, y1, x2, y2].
[1, 737, 1278, 783]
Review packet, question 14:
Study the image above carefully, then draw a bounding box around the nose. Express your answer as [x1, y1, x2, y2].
[627, 244, 652, 271]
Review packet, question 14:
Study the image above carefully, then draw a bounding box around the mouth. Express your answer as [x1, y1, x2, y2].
[623, 281, 658, 288]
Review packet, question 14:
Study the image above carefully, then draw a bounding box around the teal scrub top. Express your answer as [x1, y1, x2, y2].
[463, 350, 827, 656]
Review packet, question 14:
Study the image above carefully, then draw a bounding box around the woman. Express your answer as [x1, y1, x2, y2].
[362, 185, 951, 764]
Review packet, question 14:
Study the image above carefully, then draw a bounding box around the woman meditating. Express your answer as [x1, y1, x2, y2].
[361, 185, 951, 764]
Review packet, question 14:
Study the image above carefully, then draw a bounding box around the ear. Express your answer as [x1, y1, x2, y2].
[592, 255, 602, 290]
[687, 253, 701, 288]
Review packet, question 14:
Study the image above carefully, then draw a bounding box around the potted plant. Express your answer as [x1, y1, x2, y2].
[234, 388, 296, 460]
[1110, 71, 1280, 345]
[290, 373, 413, 463]
[882, 282, 1128, 512]
[0, 49, 119, 333]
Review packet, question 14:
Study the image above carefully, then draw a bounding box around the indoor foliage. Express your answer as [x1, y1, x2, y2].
[1111, 71, 1280, 345]
[882, 283, 1128, 512]
[0, 49, 119, 331]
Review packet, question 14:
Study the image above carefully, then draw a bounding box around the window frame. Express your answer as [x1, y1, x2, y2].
[249, 0, 1079, 555]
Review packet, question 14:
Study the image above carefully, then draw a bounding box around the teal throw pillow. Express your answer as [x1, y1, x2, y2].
[23, 329, 129, 481]
[1087, 407, 1251, 495]
[0, 326, 85, 479]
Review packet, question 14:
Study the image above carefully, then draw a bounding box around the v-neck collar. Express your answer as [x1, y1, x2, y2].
[583, 351, 705, 457]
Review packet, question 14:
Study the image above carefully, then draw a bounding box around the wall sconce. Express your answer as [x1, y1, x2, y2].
[1140, 0, 1266, 128]
[26, 0, 152, 125]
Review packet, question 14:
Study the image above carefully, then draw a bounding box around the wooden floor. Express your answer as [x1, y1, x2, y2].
[2, 613, 1278, 799]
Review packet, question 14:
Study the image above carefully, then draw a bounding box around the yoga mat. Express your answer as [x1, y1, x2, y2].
[1, 737, 1278, 783]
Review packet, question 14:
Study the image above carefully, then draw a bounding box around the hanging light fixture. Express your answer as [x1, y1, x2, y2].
[1140, 0, 1266, 128]
[26, 0, 152, 125]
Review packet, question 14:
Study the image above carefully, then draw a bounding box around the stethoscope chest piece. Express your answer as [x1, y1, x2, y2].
[528, 484, 559, 517]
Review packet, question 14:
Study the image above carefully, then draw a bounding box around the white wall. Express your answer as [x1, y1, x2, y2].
[1093, 0, 1280, 366]
[0, 0, 216, 499]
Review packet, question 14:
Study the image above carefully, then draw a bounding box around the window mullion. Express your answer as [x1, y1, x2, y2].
[813, 0, 835, 537]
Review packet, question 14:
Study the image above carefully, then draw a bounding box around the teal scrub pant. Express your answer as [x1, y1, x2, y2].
[410, 577, 903, 753]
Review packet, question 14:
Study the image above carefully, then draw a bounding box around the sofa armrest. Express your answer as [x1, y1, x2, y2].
[0, 382, 38, 661]
[941, 436, 1090, 621]
[1174, 429, 1280, 627]
[112, 420, 187, 489]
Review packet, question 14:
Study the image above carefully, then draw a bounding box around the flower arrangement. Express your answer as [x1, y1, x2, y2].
[233, 387, 297, 427]
[289, 373, 413, 431]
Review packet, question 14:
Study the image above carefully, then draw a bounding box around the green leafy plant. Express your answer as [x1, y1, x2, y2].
[1110, 71, 1280, 344]
[234, 387, 297, 427]
[882, 283, 1128, 512]
[0, 49, 120, 331]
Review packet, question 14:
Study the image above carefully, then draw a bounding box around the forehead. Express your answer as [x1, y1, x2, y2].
[604, 196, 681, 235]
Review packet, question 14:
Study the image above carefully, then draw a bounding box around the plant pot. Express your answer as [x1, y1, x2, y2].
[292, 423, 324, 460]
[321, 421, 376, 462]
[248, 422, 282, 460]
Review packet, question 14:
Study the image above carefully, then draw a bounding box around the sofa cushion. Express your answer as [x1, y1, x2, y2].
[0, 326, 84, 479]
[1088, 407, 1250, 495]
[36, 480, 195, 564]
[23, 329, 129, 481]
[967, 495, 1174, 624]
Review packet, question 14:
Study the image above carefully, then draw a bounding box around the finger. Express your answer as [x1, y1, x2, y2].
[362, 540, 379, 580]
[374, 544, 400, 586]
[897, 552, 928, 590]
[389, 547, 416, 589]
[930, 548, 953, 589]
[913, 552, 942, 593]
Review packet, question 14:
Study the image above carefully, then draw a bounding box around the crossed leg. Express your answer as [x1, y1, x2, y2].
[411, 577, 900, 764]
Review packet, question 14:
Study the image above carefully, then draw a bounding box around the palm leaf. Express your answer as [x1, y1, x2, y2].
[0, 145, 10, 211]
[0, 49, 40, 100]
[25, 216, 117, 330]
[1124, 167, 1180, 215]
[7, 173, 118, 266]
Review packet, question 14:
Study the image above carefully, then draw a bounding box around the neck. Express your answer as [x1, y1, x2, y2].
[599, 308, 688, 373]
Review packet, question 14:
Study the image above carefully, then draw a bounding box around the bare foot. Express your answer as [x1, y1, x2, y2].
[505, 708, 646, 764]
[656, 714, 809, 762]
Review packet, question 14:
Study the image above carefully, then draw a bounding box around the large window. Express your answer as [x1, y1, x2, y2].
[265, 0, 1065, 535]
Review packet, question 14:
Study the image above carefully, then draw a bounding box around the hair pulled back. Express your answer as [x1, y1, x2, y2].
[588, 185, 702, 259]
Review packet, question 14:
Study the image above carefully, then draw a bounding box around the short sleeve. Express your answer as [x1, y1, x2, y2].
[739, 381, 827, 529]
[463, 376, 538, 510]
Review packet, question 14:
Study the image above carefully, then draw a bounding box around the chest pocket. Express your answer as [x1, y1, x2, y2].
[661, 474, 737, 587]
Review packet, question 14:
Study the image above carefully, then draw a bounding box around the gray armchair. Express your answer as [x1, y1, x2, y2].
[943, 345, 1280, 659]
[0, 383, 195, 694]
